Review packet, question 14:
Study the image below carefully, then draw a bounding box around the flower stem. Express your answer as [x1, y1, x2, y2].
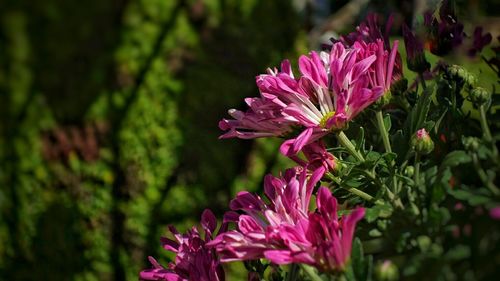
[286, 264, 300, 281]
[418, 72, 427, 89]
[414, 153, 421, 187]
[376, 110, 399, 194]
[479, 104, 493, 143]
[337, 131, 365, 162]
[471, 153, 500, 196]
[375, 111, 392, 153]
[300, 264, 323, 281]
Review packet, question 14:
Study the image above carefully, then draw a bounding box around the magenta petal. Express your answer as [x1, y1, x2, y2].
[292, 128, 314, 154]
[202, 209, 218, 234]
[160, 237, 179, 253]
[264, 250, 294, 264]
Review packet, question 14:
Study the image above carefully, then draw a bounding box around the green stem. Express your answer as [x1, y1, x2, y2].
[337, 131, 365, 162]
[286, 264, 300, 281]
[375, 111, 392, 153]
[479, 104, 499, 163]
[414, 153, 421, 187]
[301, 264, 323, 281]
[479, 104, 493, 142]
[419, 72, 427, 89]
[471, 153, 500, 196]
[376, 110, 399, 194]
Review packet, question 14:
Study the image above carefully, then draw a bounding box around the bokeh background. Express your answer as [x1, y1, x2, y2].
[0, 0, 498, 280]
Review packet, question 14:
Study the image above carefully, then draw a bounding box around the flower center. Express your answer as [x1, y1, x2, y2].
[319, 111, 335, 128]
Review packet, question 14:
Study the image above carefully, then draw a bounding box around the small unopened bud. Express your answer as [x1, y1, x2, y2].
[447, 65, 477, 86]
[405, 166, 415, 177]
[375, 260, 399, 281]
[411, 128, 434, 154]
[463, 136, 479, 151]
[402, 25, 430, 73]
[469, 87, 491, 106]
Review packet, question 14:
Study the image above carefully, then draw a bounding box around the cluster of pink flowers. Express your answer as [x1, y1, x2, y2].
[208, 168, 365, 272]
[141, 13, 402, 281]
[140, 210, 226, 281]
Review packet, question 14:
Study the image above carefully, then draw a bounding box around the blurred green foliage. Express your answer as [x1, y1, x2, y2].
[0, 0, 302, 280]
[1, 0, 498, 280]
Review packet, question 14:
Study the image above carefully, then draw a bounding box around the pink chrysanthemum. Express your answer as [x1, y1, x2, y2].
[208, 168, 365, 272]
[220, 40, 399, 157]
[140, 210, 225, 281]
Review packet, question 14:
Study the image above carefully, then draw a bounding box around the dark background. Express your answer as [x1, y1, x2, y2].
[0, 0, 498, 280]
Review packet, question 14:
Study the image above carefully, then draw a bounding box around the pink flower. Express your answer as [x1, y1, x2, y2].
[490, 207, 500, 220]
[335, 13, 403, 82]
[281, 141, 337, 174]
[218, 95, 295, 139]
[140, 210, 225, 281]
[221, 41, 393, 156]
[208, 168, 365, 272]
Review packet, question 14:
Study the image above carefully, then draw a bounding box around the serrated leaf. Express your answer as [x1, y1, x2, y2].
[365, 204, 394, 223]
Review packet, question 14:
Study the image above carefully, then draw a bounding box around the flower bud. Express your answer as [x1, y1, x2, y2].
[375, 260, 399, 281]
[447, 65, 477, 86]
[411, 128, 434, 154]
[463, 136, 479, 151]
[403, 25, 430, 73]
[404, 166, 415, 177]
[469, 87, 491, 106]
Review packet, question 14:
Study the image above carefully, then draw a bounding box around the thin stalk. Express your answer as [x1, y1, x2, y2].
[337, 131, 365, 162]
[375, 111, 392, 153]
[471, 153, 500, 196]
[300, 264, 323, 281]
[419, 72, 427, 89]
[286, 264, 300, 281]
[479, 104, 493, 142]
[376, 110, 399, 194]
[414, 153, 421, 187]
[479, 104, 499, 162]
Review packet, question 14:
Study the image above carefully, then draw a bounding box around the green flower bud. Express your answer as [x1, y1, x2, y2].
[411, 128, 434, 155]
[447, 65, 476, 86]
[463, 136, 480, 151]
[375, 260, 399, 281]
[405, 166, 415, 177]
[469, 87, 491, 106]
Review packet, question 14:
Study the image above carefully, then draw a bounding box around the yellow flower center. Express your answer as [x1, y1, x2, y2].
[319, 111, 335, 128]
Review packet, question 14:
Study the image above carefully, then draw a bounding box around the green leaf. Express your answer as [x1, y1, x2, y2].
[349, 238, 373, 281]
[355, 126, 365, 152]
[383, 113, 392, 132]
[365, 204, 394, 223]
[439, 150, 471, 170]
[409, 84, 435, 133]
